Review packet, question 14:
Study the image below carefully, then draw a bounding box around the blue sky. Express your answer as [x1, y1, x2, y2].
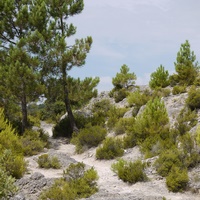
[68, 0, 200, 92]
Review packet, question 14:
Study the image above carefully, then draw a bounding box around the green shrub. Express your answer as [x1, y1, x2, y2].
[37, 154, 61, 169]
[172, 85, 186, 95]
[38, 128, 50, 148]
[39, 101, 66, 122]
[21, 129, 49, 156]
[175, 107, 197, 135]
[64, 162, 85, 181]
[152, 88, 171, 98]
[0, 108, 23, 154]
[186, 85, 200, 110]
[166, 166, 189, 192]
[63, 162, 99, 198]
[114, 88, 129, 103]
[28, 114, 40, 127]
[149, 65, 170, 89]
[124, 97, 169, 149]
[154, 149, 183, 177]
[169, 74, 179, 86]
[179, 133, 200, 168]
[92, 99, 111, 115]
[114, 117, 134, 135]
[196, 125, 200, 147]
[140, 135, 161, 158]
[96, 137, 124, 160]
[0, 108, 27, 179]
[173, 40, 198, 86]
[71, 124, 107, 153]
[107, 106, 128, 130]
[0, 167, 17, 199]
[112, 64, 137, 90]
[0, 149, 27, 179]
[194, 73, 200, 86]
[127, 90, 150, 108]
[40, 162, 98, 199]
[123, 131, 138, 149]
[111, 159, 147, 184]
[39, 179, 76, 200]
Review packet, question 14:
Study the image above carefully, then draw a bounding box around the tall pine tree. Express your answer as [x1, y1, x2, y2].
[32, 0, 93, 133]
[171, 40, 199, 86]
[0, 0, 43, 132]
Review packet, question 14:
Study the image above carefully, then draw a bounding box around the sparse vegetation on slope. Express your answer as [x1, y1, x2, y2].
[39, 162, 98, 200]
[111, 159, 148, 184]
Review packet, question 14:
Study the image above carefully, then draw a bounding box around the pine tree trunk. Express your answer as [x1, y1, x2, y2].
[21, 94, 28, 133]
[62, 69, 78, 135]
[64, 85, 79, 134]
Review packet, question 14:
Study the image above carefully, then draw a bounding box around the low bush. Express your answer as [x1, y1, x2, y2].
[154, 149, 183, 177]
[140, 135, 161, 158]
[114, 117, 134, 135]
[0, 108, 27, 179]
[152, 88, 171, 98]
[127, 89, 150, 108]
[172, 85, 186, 95]
[28, 114, 40, 127]
[0, 108, 23, 154]
[64, 162, 98, 198]
[179, 133, 200, 168]
[39, 101, 66, 123]
[96, 137, 124, 160]
[0, 149, 27, 179]
[123, 131, 138, 149]
[107, 106, 128, 130]
[149, 65, 170, 89]
[39, 179, 76, 200]
[71, 124, 107, 153]
[37, 154, 61, 169]
[124, 97, 169, 150]
[91, 99, 112, 126]
[166, 166, 189, 192]
[111, 159, 147, 184]
[113, 88, 129, 103]
[196, 125, 200, 147]
[40, 162, 98, 199]
[21, 129, 47, 156]
[0, 167, 17, 199]
[92, 99, 111, 115]
[186, 85, 200, 110]
[175, 107, 197, 135]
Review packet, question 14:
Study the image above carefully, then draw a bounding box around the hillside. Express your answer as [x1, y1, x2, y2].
[11, 87, 200, 200]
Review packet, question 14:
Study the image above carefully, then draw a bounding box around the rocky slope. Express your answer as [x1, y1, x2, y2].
[12, 89, 200, 200]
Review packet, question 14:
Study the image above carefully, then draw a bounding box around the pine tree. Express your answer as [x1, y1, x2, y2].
[112, 64, 137, 90]
[0, 0, 43, 132]
[0, 0, 92, 133]
[172, 40, 199, 86]
[149, 65, 169, 89]
[32, 0, 93, 132]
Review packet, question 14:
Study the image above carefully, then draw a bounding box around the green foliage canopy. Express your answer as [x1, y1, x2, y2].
[170, 40, 199, 86]
[0, 0, 44, 132]
[149, 65, 169, 89]
[112, 64, 137, 90]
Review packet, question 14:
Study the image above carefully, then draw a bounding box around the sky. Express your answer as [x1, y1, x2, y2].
[68, 0, 200, 92]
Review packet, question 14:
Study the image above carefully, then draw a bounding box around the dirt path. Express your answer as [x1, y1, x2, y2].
[26, 122, 200, 200]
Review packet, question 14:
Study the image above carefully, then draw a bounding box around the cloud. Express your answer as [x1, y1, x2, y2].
[68, 0, 200, 91]
[97, 76, 113, 92]
[90, 41, 125, 60]
[136, 73, 151, 86]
